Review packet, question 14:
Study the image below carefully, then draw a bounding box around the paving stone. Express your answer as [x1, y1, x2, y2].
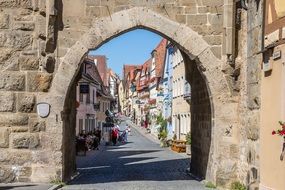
[62, 119, 206, 190]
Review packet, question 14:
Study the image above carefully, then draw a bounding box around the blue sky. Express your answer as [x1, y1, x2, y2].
[89, 29, 162, 78]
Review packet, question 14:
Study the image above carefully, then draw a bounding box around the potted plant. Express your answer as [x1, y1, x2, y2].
[272, 121, 285, 161]
[159, 130, 168, 147]
[157, 115, 168, 147]
[186, 132, 191, 155]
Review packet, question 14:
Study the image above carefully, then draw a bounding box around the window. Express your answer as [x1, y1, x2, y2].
[86, 90, 90, 104]
[79, 119, 83, 133]
[85, 118, 88, 132]
[80, 93, 83, 102]
[93, 90, 95, 103]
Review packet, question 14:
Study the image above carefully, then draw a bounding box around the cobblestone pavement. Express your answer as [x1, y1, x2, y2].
[0, 183, 53, 190]
[61, 118, 206, 190]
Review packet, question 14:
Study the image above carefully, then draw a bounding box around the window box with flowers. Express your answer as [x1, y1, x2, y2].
[272, 121, 285, 161]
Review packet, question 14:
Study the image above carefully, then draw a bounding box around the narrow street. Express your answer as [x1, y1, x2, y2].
[61, 119, 206, 190]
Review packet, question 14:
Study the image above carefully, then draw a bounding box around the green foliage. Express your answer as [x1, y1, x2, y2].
[186, 132, 191, 145]
[159, 130, 168, 140]
[205, 181, 216, 189]
[156, 113, 168, 140]
[230, 181, 246, 190]
[50, 177, 66, 186]
[156, 113, 164, 125]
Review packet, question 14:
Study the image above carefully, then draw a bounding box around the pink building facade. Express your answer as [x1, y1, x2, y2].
[76, 59, 99, 135]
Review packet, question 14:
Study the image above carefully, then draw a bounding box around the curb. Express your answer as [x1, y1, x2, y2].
[48, 184, 63, 190]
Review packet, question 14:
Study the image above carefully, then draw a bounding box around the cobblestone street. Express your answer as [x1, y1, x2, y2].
[61, 120, 206, 190]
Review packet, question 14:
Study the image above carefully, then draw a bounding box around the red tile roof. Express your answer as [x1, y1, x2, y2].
[123, 65, 139, 81]
[154, 39, 167, 78]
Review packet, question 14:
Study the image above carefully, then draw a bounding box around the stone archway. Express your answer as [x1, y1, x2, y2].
[43, 7, 239, 186]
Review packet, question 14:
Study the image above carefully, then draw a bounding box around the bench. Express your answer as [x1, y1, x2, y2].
[171, 140, 186, 153]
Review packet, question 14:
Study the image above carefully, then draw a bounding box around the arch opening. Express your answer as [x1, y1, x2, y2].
[48, 7, 235, 186]
[60, 28, 213, 183]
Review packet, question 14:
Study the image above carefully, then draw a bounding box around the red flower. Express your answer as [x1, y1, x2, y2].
[272, 130, 276, 135]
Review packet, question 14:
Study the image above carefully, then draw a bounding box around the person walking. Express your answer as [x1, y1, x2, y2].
[111, 126, 118, 145]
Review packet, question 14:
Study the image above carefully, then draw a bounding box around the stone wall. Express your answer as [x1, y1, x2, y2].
[187, 58, 212, 179]
[59, 0, 223, 58]
[0, 0, 261, 188]
[235, 1, 263, 189]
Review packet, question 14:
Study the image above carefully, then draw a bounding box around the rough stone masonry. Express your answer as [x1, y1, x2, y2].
[0, 0, 262, 189]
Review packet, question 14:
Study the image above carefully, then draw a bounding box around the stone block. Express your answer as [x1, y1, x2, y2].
[197, 6, 208, 13]
[0, 72, 25, 91]
[113, 5, 131, 12]
[19, 55, 39, 70]
[247, 87, 260, 110]
[86, 6, 109, 17]
[18, 167, 32, 182]
[0, 51, 20, 71]
[17, 93, 36, 113]
[216, 161, 237, 187]
[247, 55, 261, 84]
[62, 40, 88, 65]
[0, 13, 9, 29]
[11, 126, 29, 133]
[19, 0, 33, 9]
[0, 92, 15, 112]
[0, 166, 15, 183]
[0, 0, 17, 7]
[0, 150, 32, 165]
[208, 14, 223, 26]
[32, 150, 49, 164]
[0, 113, 29, 126]
[40, 132, 62, 151]
[211, 46, 222, 59]
[178, 0, 196, 6]
[203, 35, 222, 45]
[245, 111, 259, 140]
[12, 133, 40, 149]
[0, 128, 10, 148]
[208, 5, 223, 14]
[185, 6, 197, 14]
[0, 48, 13, 62]
[31, 165, 59, 183]
[114, 0, 129, 6]
[29, 119, 45, 132]
[202, 0, 223, 6]
[86, 0, 113, 6]
[175, 14, 186, 24]
[187, 14, 207, 25]
[0, 31, 32, 49]
[13, 21, 35, 31]
[26, 72, 52, 92]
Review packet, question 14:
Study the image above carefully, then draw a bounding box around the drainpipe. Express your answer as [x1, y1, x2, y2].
[224, 0, 236, 66]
